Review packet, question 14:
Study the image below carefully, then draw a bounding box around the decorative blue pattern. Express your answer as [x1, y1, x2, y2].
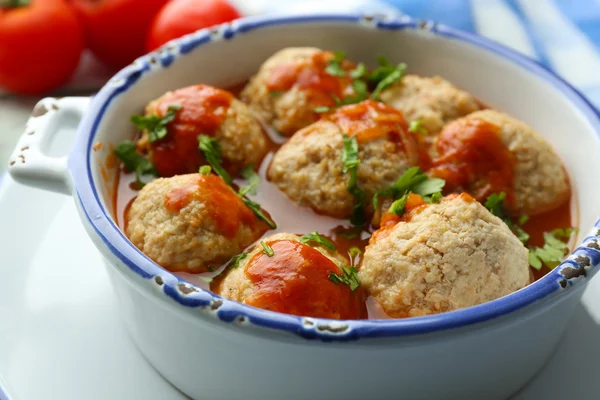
[68, 13, 600, 341]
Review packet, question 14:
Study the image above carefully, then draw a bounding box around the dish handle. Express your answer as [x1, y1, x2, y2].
[8, 97, 89, 196]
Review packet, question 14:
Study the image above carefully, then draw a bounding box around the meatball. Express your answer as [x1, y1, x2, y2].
[268, 100, 421, 218]
[126, 173, 268, 273]
[137, 84, 267, 177]
[430, 110, 570, 215]
[380, 75, 480, 136]
[241, 47, 358, 136]
[217, 233, 365, 319]
[359, 193, 530, 318]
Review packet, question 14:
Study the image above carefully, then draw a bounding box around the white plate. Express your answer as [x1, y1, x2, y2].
[0, 168, 600, 400]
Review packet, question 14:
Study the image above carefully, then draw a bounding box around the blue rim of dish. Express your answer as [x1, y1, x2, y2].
[69, 13, 600, 341]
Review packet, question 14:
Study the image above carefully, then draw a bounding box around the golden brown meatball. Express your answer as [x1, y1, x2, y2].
[216, 233, 365, 319]
[359, 193, 530, 318]
[126, 173, 268, 273]
[380, 75, 480, 136]
[241, 47, 358, 136]
[268, 100, 422, 219]
[429, 110, 570, 215]
[136, 84, 267, 177]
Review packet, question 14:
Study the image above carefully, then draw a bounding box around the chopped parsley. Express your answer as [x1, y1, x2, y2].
[350, 63, 367, 79]
[235, 166, 276, 229]
[198, 165, 212, 175]
[241, 197, 277, 229]
[373, 167, 445, 209]
[131, 104, 181, 143]
[329, 264, 361, 291]
[341, 134, 367, 225]
[260, 241, 274, 257]
[388, 193, 409, 216]
[335, 228, 361, 239]
[314, 106, 331, 113]
[228, 252, 248, 269]
[300, 232, 337, 251]
[349, 246, 362, 258]
[325, 51, 347, 77]
[484, 192, 530, 244]
[238, 165, 260, 196]
[114, 140, 156, 187]
[198, 135, 232, 185]
[341, 79, 369, 105]
[528, 228, 578, 270]
[409, 120, 428, 135]
[369, 56, 406, 100]
[269, 90, 282, 97]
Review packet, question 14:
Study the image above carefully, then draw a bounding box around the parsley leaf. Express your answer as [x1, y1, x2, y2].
[335, 228, 361, 239]
[270, 90, 282, 97]
[198, 165, 212, 175]
[528, 229, 577, 270]
[329, 264, 360, 291]
[114, 140, 157, 187]
[369, 58, 407, 100]
[409, 120, 428, 135]
[428, 192, 443, 204]
[198, 135, 232, 185]
[341, 134, 367, 225]
[260, 241, 274, 257]
[349, 246, 362, 258]
[484, 193, 530, 245]
[349, 63, 367, 79]
[300, 232, 337, 251]
[131, 104, 181, 143]
[388, 193, 409, 216]
[241, 197, 277, 229]
[314, 106, 331, 113]
[341, 79, 369, 105]
[228, 252, 248, 269]
[239, 165, 260, 196]
[373, 167, 444, 209]
[325, 51, 347, 77]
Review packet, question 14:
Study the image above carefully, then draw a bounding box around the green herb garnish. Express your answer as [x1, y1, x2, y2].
[335, 228, 361, 239]
[329, 264, 360, 291]
[528, 228, 577, 270]
[131, 104, 181, 143]
[325, 51, 347, 77]
[349, 63, 367, 79]
[373, 167, 445, 209]
[270, 90, 282, 97]
[238, 165, 260, 196]
[300, 232, 337, 251]
[314, 106, 331, 113]
[341, 134, 366, 225]
[260, 241, 274, 257]
[114, 140, 157, 187]
[369, 56, 406, 100]
[198, 135, 232, 185]
[409, 120, 428, 135]
[228, 252, 248, 269]
[241, 197, 277, 229]
[388, 193, 409, 216]
[484, 193, 530, 244]
[198, 165, 212, 175]
[341, 79, 369, 105]
[349, 246, 362, 258]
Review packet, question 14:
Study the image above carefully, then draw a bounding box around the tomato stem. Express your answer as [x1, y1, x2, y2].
[0, 0, 30, 8]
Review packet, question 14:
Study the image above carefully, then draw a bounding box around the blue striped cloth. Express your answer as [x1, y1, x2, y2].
[252, 0, 600, 108]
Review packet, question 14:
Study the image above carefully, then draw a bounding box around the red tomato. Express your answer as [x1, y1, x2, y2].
[146, 0, 241, 52]
[70, 0, 169, 70]
[0, 0, 84, 95]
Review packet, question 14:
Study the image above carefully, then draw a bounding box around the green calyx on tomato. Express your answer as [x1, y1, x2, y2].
[0, 0, 30, 9]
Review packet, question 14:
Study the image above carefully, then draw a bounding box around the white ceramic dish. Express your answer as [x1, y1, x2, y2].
[7, 13, 600, 400]
[2, 172, 600, 400]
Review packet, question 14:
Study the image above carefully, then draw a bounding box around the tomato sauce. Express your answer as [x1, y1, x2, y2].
[148, 84, 233, 177]
[429, 118, 515, 203]
[241, 239, 366, 319]
[112, 81, 578, 320]
[267, 51, 355, 110]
